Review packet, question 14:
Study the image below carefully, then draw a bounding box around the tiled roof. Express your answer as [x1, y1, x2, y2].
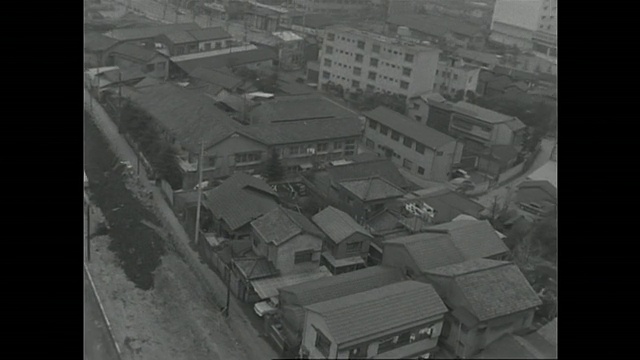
[473, 333, 555, 359]
[402, 188, 485, 224]
[426, 258, 509, 277]
[110, 42, 163, 63]
[251, 267, 332, 300]
[204, 173, 279, 231]
[279, 266, 404, 305]
[312, 206, 372, 244]
[453, 263, 542, 321]
[305, 281, 448, 345]
[85, 32, 119, 52]
[536, 319, 557, 346]
[366, 209, 404, 234]
[107, 23, 201, 41]
[327, 158, 411, 190]
[164, 30, 197, 44]
[248, 95, 356, 124]
[454, 49, 500, 66]
[189, 67, 244, 90]
[233, 257, 278, 280]
[517, 180, 557, 203]
[340, 177, 406, 202]
[452, 102, 517, 124]
[428, 220, 509, 259]
[124, 83, 238, 153]
[365, 106, 455, 150]
[251, 207, 324, 246]
[241, 116, 362, 146]
[173, 46, 277, 72]
[188, 27, 231, 41]
[384, 233, 467, 272]
[387, 13, 483, 38]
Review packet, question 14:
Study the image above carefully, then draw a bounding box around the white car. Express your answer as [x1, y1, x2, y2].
[254, 298, 279, 318]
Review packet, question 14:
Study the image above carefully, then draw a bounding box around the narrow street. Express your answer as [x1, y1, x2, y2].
[84, 90, 279, 360]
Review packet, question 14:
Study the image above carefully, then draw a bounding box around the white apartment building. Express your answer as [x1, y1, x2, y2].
[293, 0, 371, 14]
[532, 0, 557, 58]
[434, 58, 481, 96]
[317, 25, 441, 99]
[490, 0, 556, 52]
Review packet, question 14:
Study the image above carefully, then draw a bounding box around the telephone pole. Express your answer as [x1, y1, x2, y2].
[194, 142, 205, 246]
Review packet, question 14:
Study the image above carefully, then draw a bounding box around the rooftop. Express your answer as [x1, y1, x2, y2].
[109, 42, 164, 63]
[327, 158, 412, 190]
[278, 265, 404, 306]
[306, 281, 447, 345]
[241, 116, 362, 146]
[291, 13, 338, 29]
[273, 31, 304, 42]
[473, 332, 557, 359]
[365, 106, 456, 150]
[251, 207, 324, 246]
[428, 220, 508, 259]
[251, 267, 332, 300]
[454, 48, 501, 66]
[84, 32, 119, 52]
[233, 257, 278, 281]
[326, 25, 438, 53]
[386, 13, 483, 38]
[340, 177, 406, 202]
[527, 161, 557, 188]
[172, 45, 277, 73]
[106, 23, 201, 41]
[384, 233, 467, 272]
[188, 67, 244, 90]
[452, 101, 518, 124]
[248, 94, 357, 124]
[402, 188, 485, 224]
[312, 206, 372, 245]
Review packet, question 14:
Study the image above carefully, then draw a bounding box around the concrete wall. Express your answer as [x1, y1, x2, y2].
[276, 233, 324, 275]
[431, 141, 462, 181]
[435, 64, 480, 96]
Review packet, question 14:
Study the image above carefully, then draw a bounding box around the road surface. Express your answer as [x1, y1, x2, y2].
[85, 268, 121, 360]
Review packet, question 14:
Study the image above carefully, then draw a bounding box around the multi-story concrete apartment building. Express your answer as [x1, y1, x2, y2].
[293, 0, 371, 14]
[318, 25, 441, 99]
[434, 57, 481, 96]
[532, 0, 557, 58]
[490, 0, 557, 55]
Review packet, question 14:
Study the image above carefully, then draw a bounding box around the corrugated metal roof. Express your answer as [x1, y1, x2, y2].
[312, 206, 372, 244]
[306, 281, 447, 345]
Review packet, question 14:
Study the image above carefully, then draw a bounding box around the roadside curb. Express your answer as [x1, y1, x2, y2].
[85, 263, 124, 360]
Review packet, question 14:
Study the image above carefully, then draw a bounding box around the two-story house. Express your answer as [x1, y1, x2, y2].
[312, 206, 374, 275]
[300, 281, 448, 359]
[155, 26, 233, 56]
[426, 220, 510, 261]
[105, 43, 170, 80]
[363, 106, 463, 182]
[424, 259, 542, 359]
[278, 266, 405, 356]
[251, 206, 326, 276]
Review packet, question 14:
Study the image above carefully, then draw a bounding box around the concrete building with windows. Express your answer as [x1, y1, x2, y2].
[434, 58, 481, 97]
[490, 0, 557, 55]
[363, 106, 463, 182]
[317, 25, 441, 100]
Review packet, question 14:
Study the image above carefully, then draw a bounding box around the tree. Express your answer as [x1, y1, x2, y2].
[453, 89, 465, 102]
[265, 148, 284, 182]
[465, 90, 477, 104]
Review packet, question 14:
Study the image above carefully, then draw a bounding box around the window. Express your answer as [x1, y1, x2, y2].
[325, 45, 333, 54]
[372, 44, 380, 53]
[415, 115, 422, 122]
[366, 84, 375, 92]
[206, 156, 217, 168]
[204, 43, 211, 51]
[355, 54, 363, 63]
[357, 40, 365, 49]
[294, 250, 314, 264]
[157, 62, 166, 71]
[327, 32, 335, 41]
[235, 151, 262, 164]
[453, 74, 458, 80]
[314, 329, 331, 357]
[368, 71, 377, 80]
[317, 143, 328, 152]
[253, 235, 259, 248]
[436, 151, 444, 156]
[324, 59, 332, 67]
[403, 137, 414, 148]
[322, 71, 330, 79]
[405, 53, 414, 63]
[289, 146, 301, 155]
[365, 138, 374, 149]
[400, 81, 409, 89]
[353, 67, 361, 76]
[215, 42, 222, 49]
[402, 67, 412, 76]
[380, 125, 389, 135]
[368, 119, 378, 130]
[346, 241, 362, 255]
[145, 63, 155, 72]
[436, 69, 439, 75]
[403, 159, 413, 170]
[352, 80, 360, 88]
[416, 143, 426, 154]
[418, 166, 425, 175]
[370, 57, 379, 67]
[334, 141, 343, 150]
[391, 131, 400, 141]
[345, 139, 356, 155]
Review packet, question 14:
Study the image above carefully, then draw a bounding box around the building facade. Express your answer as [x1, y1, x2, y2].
[155, 27, 234, 56]
[317, 25, 441, 99]
[490, 0, 556, 53]
[532, 0, 557, 58]
[434, 58, 481, 97]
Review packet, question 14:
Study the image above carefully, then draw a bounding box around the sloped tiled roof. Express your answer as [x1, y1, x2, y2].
[402, 188, 485, 224]
[327, 159, 411, 190]
[251, 267, 332, 300]
[536, 318, 557, 346]
[279, 266, 404, 306]
[189, 67, 244, 90]
[340, 177, 405, 202]
[306, 281, 448, 345]
[312, 206, 372, 244]
[365, 106, 456, 150]
[473, 332, 556, 359]
[107, 23, 201, 41]
[85, 32, 119, 52]
[174, 46, 277, 72]
[233, 257, 278, 280]
[110, 42, 163, 63]
[241, 117, 362, 146]
[426, 258, 509, 277]
[452, 102, 517, 124]
[188, 27, 231, 41]
[384, 233, 467, 272]
[251, 207, 324, 246]
[429, 220, 508, 259]
[248, 94, 356, 124]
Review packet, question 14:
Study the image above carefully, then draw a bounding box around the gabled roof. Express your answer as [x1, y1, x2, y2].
[384, 233, 467, 272]
[403, 188, 485, 224]
[473, 332, 557, 359]
[241, 116, 362, 146]
[233, 257, 278, 280]
[251, 207, 324, 246]
[85, 32, 119, 52]
[189, 67, 244, 90]
[387, 13, 483, 38]
[173, 46, 277, 72]
[305, 281, 447, 345]
[327, 158, 411, 190]
[340, 177, 405, 202]
[106, 23, 201, 41]
[428, 220, 509, 259]
[312, 206, 372, 244]
[452, 102, 518, 124]
[365, 106, 456, 150]
[536, 318, 557, 346]
[251, 267, 332, 300]
[109, 42, 164, 63]
[248, 94, 356, 124]
[124, 83, 238, 153]
[204, 173, 279, 231]
[279, 266, 404, 306]
[188, 27, 232, 41]
[429, 260, 542, 321]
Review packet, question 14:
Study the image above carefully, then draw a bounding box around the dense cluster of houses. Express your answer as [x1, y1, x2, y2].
[85, 2, 557, 358]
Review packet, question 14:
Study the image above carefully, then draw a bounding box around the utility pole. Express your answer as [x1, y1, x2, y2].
[194, 142, 205, 246]
[224, 263, 231, 318]
[86, 203, 91, 262]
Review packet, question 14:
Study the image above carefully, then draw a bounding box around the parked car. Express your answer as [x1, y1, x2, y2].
[254, 297, 279, 318]
[449, 178, 475, 193]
